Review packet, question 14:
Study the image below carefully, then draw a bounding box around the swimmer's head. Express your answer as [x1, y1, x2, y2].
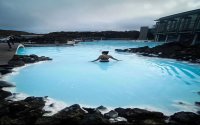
[102, 51, 109, 55]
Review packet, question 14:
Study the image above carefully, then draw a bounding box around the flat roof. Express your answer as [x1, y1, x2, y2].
[155, 9, 200, 21]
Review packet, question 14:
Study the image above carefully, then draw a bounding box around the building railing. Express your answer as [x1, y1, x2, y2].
[155, 13, 200, 34]
[156, 19, 199, 34]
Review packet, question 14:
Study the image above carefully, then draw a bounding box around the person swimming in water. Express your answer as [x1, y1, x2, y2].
[91, 51, 121, 62]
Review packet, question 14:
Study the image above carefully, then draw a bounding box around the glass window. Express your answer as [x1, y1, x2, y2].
[196, 20, 200, 29]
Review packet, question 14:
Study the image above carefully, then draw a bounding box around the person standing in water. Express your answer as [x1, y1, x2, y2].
[91, 51, 121, 62]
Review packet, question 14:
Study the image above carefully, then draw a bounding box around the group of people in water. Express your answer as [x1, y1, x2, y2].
[91, 51, 121, 62]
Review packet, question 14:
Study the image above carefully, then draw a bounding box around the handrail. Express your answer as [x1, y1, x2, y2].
[15, 44, 25, 54]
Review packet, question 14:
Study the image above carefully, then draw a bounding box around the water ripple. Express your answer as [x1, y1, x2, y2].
[147, 58, 200, 85]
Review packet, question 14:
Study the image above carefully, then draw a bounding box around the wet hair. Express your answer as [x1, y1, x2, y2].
[102, 51, 109, 54]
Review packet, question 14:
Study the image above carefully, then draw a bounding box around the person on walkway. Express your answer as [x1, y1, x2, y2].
[6, 36, 14, 49]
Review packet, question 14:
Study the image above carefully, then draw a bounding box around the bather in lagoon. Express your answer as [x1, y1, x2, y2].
[91, 51, 121, 62]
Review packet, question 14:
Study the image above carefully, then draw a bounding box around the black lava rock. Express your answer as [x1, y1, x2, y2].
[115, 41, 200, 64]
[169, 111, 200, 125]
[195, 102, 200, 107]
[115, 108, 167, 124]
[0, 81, 15, 89]
[0, 89, 12, 100]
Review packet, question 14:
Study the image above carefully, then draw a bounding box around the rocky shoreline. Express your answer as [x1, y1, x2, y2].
[115, 41, 200, 64]
[0, 54, 200, 125]
[0, 54, 52, 76]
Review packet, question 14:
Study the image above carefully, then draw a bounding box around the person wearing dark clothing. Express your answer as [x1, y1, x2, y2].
[6, 36, 14, 49]
[91, 51, 121, 62]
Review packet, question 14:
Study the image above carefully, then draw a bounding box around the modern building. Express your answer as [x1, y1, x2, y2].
[138, 26, 149, 40]
[154, 9, 200, 44]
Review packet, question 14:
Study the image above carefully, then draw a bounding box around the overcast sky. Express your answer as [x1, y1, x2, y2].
[0, 0, 200, 33]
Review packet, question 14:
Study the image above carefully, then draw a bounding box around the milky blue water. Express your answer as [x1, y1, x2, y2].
[5, 40, 200, 114]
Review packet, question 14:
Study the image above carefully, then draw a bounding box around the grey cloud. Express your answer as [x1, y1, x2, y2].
[0, 0, 200, 33]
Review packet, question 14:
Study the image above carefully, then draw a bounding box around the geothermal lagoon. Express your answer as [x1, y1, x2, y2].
[4, 40, 200, 115]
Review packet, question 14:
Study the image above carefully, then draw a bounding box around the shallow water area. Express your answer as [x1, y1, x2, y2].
[4, 40, 200, 115]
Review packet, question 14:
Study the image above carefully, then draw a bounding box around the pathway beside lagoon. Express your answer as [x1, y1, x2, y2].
[0, 43, 19, 65]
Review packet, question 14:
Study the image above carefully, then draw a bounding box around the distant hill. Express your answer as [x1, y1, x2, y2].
[0, 29, 35, 37]
[38, 31, 139, 43]
[29, 31, 140, 43]
[45, 31, 140, 40]
[0, 30, 141, 43]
